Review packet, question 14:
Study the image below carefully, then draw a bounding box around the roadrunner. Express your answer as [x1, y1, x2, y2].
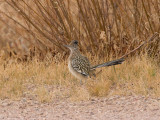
[65, 40, 124, 81]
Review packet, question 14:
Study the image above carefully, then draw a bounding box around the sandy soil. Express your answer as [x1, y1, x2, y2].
[0, 95, 160, 120]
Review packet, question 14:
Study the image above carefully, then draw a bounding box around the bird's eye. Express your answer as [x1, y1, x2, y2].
[74, 40, 78, 45]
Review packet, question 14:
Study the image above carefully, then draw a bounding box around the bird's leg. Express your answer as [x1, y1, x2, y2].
[80, 79, 83, 85]
[89, 69, 96, 78]
[89, 69, 103, 81]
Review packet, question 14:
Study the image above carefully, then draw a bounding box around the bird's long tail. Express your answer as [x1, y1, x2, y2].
[91, 58, 125, 70]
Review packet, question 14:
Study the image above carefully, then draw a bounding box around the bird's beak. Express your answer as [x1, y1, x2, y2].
[64, 45, 70, 48]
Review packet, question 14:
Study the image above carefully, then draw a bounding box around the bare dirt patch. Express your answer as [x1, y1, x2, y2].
[0, 95, 160, 120]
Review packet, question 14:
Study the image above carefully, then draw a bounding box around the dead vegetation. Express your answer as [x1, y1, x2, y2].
[0, 0, 159, 102]
[0, 0, 159, 61]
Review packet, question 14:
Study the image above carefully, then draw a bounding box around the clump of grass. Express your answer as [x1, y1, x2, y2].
[34, 86, 53, 103]
[69, 86, 90, 101]
[0, 78, 23, 100]
[86, 80, 111, 97]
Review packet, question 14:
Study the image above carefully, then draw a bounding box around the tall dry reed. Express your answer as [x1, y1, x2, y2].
[0, 0, 159, 62]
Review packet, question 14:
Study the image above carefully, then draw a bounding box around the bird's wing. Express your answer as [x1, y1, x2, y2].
[71, 56, 90, 76]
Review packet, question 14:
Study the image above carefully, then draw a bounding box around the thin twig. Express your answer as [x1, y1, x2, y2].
[120, 32, 159, 58]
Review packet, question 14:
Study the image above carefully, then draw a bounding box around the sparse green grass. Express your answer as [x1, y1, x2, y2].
[0, 55, 159, 102]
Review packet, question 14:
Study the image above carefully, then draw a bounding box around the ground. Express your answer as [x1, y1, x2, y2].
[0, 95, 160, 120]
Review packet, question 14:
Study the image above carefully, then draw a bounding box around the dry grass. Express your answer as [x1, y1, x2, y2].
[0, 55, 159, 102]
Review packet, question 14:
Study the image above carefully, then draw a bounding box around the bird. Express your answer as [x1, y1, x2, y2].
[64, 40, 124, 83]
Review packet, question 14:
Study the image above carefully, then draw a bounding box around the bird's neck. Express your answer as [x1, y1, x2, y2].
[69, 49, 81, 59]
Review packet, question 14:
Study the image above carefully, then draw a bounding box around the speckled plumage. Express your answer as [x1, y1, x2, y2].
[70, 50, 90, 77]
[66, 40, 91, 80]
